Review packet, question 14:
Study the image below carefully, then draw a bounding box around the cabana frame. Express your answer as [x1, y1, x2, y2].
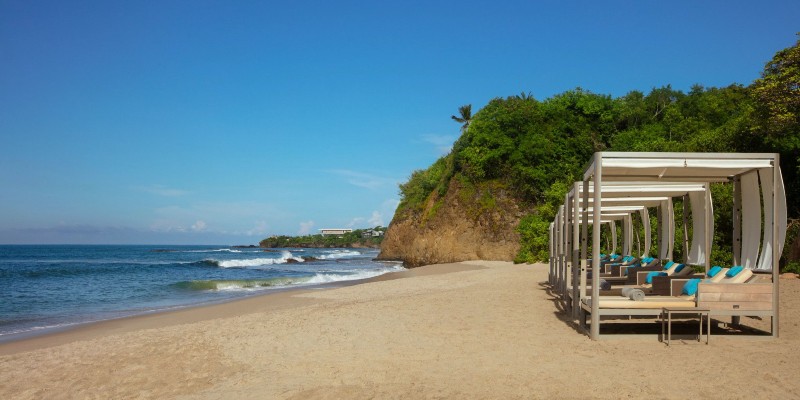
[560, 181, 708, 319]
[580, 152, 786, 340]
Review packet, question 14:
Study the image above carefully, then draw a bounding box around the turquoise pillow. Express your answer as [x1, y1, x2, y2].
[682, 278, 702, 296]
[673, 264, 685, 273]
[726, 266, 744, 277]
[708, 266, 723, 277]
[646, 271, 668, 284]
[662, 260, 674, 270]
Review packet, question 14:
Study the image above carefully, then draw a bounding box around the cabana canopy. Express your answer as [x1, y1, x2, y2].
[584, 153, 775, 183]
[556, 181, 710, 318]
[580, 152, 787, 340]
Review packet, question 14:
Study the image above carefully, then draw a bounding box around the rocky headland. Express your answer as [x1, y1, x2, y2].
[377, 179, 528, 268]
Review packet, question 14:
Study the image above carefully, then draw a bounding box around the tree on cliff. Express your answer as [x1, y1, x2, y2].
[387, 36, 800, 269]
[751, 34, 800, 138]
[451, 104, 472, 132]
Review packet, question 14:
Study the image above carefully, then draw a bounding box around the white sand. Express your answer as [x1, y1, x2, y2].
[1, 261, 799, 399]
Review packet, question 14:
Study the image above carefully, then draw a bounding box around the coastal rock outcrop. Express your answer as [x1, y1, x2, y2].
[378, 179, 527, 268]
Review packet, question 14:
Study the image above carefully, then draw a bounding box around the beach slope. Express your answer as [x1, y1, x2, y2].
[1, 261, 799, 399]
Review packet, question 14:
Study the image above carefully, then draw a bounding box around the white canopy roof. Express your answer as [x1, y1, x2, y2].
[584, 152, 777, 182]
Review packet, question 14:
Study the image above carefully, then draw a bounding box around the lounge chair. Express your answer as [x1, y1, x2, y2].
[579, 266, 774, 336]
[619, 260, 671, 282]
[605, 256, 640, 275]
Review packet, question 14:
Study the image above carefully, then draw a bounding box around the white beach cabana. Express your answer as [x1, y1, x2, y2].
[580, 152, 787, 340]
[558, 182, 710, 319]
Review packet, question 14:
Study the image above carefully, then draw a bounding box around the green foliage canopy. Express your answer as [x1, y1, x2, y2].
[394, 38, 800, 268]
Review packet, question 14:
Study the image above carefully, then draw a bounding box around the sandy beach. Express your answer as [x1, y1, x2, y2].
[1, 261, 799, 399]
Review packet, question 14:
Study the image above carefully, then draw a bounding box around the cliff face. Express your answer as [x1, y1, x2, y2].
[377, 179, 528, 268]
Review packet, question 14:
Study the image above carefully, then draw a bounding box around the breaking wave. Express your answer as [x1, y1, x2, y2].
[317, 250, 362, 260]
[200, 250, 303, 268]
[174, 265, 405, 291]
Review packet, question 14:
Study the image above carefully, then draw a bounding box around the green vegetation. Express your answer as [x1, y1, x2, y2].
[395, 35, 800, 270]
[259, 227, 386, 248]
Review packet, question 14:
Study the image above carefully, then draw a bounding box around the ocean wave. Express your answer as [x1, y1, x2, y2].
[304, 266, 401, 284]
[200, 250, 304, 269]
[178, 248, 242, 253]
[172, 277, 311, 291]
[317, 250, 362, 260]
[175, 265, 405, 292]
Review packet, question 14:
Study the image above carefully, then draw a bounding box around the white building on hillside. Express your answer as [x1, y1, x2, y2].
[319, 228, 353, 236]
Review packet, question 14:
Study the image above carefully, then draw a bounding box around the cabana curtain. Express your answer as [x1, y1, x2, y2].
[609, 221, 617, 254]
[640, 208, 651, 257]
[741, 171, 761, 269]
[687, 191, 712, 265]
[659, 199, 674, 260]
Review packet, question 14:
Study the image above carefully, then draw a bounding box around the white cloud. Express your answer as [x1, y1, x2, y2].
[346, 199, 399, 230]
[150, 201, 283, 235]
[421, 134, 457, 155]
[245, 221, 269, 236]
[149, 219, 186, 232]
[298, 220, 314, 235]
[347, 217, 366, 228]
[137, 184, 190, 197]
[368, 211, 383, 227]
[329, 169, 397, 190]
[191, 220, 207, 232]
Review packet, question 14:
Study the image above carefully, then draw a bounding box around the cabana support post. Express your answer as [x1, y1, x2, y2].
[704, 183, 712, 274]
[572, 183, 581, 319]
[591, 152, 602, 340]
[580, 180, 589, 327]
[773, 154, 780, 337]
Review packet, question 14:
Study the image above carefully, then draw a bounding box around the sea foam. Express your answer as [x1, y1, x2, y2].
[176, 264, 405, 291]
[317, 250, 362, 260]
[207, 250, 304, 268]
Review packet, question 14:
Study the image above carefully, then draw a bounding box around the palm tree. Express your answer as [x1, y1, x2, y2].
[516, 91, 534, 100]
[451, 104, 472, 132]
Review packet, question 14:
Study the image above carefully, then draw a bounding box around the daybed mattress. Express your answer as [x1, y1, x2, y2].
[581, 296, 696, 309]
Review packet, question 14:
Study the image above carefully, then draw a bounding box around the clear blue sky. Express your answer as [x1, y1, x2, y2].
[1, 0, 798, 244]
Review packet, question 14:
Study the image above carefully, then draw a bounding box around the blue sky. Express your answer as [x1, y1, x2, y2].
[1, 0, 798, 245]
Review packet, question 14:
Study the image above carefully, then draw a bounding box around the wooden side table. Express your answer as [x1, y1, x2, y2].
[660, 307, 711, 345]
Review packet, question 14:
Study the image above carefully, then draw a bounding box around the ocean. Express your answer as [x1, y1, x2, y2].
[0, 245, 404, 341]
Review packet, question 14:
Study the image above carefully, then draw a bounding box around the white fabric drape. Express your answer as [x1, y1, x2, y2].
[659, 199, 674, 260]
[622, 214, 632, 256]
[610, 221, 617, 254]
[741, 171, 761, 269]
[640, 208, 651, 257]
[777, 167, 788, 264]
[757, 168, 774, 271]
[687, 191, 712, 265]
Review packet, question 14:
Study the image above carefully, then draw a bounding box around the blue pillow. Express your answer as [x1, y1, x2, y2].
[708, 266, 723, 277]
[673, 264, 685, 273]
[726, 266, 744, 277]
[682, 278, 702, 296]
[663, 261, 674, 270]
[646, 271, 668, 284]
